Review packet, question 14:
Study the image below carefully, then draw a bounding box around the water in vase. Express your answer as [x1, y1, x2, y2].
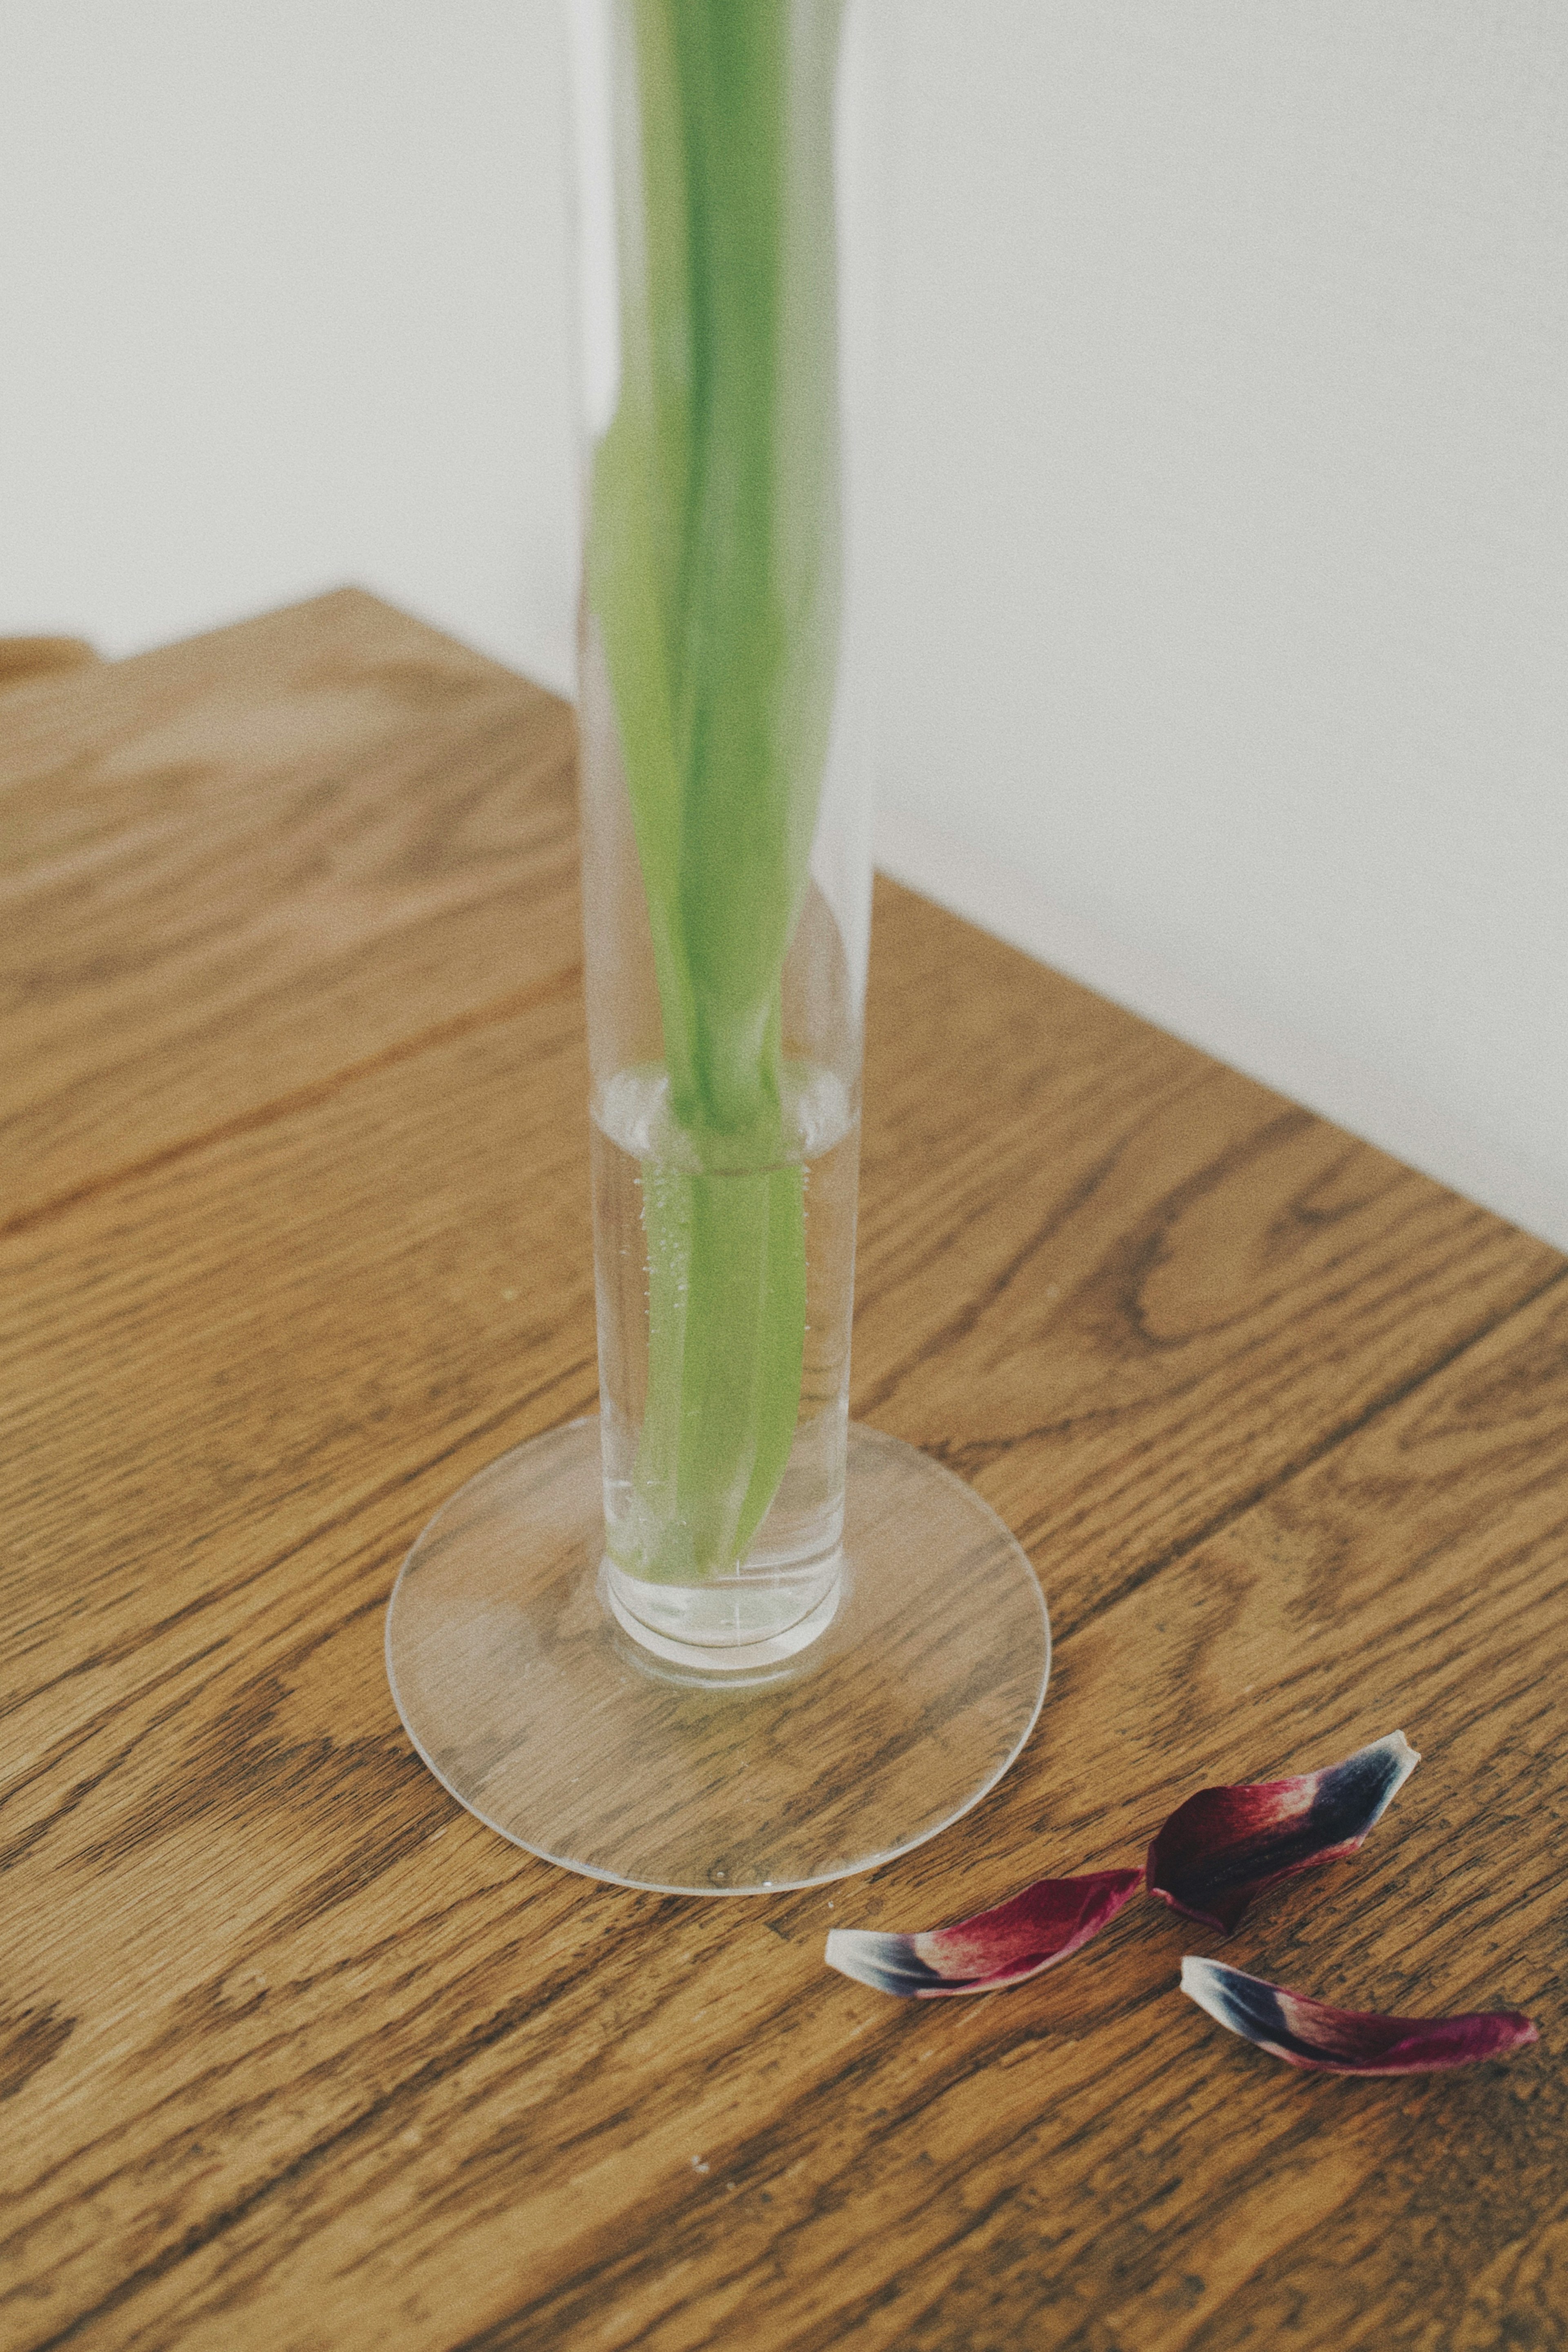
[592, 1058, 859, 1656]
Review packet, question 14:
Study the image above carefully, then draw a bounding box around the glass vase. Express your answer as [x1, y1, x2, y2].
[385, 0, 1050, 1894]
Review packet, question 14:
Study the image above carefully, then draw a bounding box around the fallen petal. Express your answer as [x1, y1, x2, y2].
[1181, 1957, 1538, 2075]
[1147, 1730, 1419, 1934]
[825, 1870, 1141, 1998]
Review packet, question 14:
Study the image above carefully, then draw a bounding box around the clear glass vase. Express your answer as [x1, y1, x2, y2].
[385, 0, 1050, 1893]
[575, 0, 873, 1667]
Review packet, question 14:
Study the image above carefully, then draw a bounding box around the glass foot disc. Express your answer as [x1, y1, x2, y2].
[385, 1417, 1050, 1895]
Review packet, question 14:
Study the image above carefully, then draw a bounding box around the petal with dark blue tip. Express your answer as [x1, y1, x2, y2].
[1147, 1731, 1419, 1935]
[1181, 1957, 1538, 2075]
[824, 1870, 1141, 1998]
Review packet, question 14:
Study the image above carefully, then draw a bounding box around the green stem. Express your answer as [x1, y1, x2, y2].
[589, 0, 843, 1581]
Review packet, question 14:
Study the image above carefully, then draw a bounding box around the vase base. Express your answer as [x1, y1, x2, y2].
[385, 1417, 1050, 1895]
[599, 1554, 846, 1672]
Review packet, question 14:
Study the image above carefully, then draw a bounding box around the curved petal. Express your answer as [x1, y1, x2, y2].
[1182, 1957, 1538, 2075]
[1147, 1731, 1419, 1934]
[824, 1869, 1141, 1998]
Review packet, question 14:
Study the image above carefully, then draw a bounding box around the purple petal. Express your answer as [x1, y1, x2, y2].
[1182, 1957, 1538, 2076]
[1147, 1730, 1420, 1934]
[824, 1870, 1141, 1998]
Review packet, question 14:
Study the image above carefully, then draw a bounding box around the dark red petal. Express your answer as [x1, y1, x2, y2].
[1147, 1730, 1419, 1935]
[1182, 1957, 1538, 2075]
[825, 1870, 1141, 1998]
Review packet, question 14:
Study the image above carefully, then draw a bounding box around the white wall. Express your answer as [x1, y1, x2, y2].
[3, 2, 1564, 1247]
[0, 0, 579, 689]
[873, 2, 1568, 1252]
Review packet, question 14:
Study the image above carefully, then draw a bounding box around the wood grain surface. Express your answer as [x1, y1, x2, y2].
[3, 593, 1563, 2352]
[0, 638, 99, 693]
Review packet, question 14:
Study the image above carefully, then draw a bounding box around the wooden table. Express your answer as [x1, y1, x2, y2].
[5, 592, 1564, 2352]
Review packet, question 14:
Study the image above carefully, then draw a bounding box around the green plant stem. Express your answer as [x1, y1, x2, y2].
[588, 0, 842, 1580]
